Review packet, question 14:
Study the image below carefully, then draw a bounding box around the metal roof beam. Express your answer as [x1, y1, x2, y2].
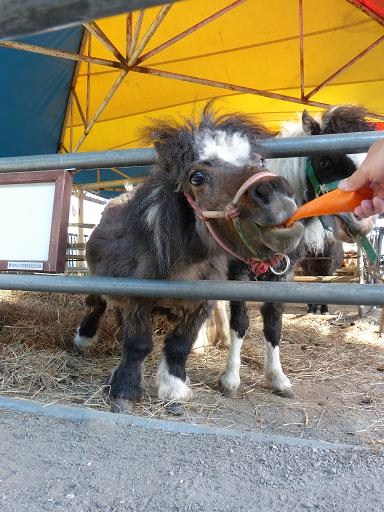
[0, 0, 179, 40]
[131, 65, 384, 121]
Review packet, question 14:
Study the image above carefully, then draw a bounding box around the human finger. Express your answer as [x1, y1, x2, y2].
[339, 166, 369, 191]
[371, 196, 384, 215]
[354, 199, 375, 218]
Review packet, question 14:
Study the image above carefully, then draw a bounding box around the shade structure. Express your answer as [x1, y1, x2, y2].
[1, 0, 384, 194]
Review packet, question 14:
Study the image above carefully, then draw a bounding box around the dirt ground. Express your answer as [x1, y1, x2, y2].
[2, 409, 384, 512]
[1, 290, 384, 447]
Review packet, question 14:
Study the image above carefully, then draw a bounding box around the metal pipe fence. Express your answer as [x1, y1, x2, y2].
[0, 274, 383, 305]
[0, 131, 383, 173]
[1, 130, 384, 304]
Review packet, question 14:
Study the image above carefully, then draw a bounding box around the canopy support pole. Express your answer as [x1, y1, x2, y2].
[136, 0, 246, 64]
[305, 35, 384, 100]
[73, 69, 129, 152]
[129, 10, 145, 58]
[83, 21, 128, 67]
[131, 65, 384, 121]
[299, 0, 305, 100]
[128, 4, 173, 66]
[0, 40, 121, 68]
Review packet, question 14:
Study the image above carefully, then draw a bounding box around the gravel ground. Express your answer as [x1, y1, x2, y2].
[1, 408, 384, 512]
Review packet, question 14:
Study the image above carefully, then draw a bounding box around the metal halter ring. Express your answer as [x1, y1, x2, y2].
[269, 253, 291, 276]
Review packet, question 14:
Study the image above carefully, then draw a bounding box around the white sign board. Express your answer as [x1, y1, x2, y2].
[0, 170, 72, 273]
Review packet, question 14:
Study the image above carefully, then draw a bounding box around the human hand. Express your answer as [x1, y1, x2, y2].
[338, 139, 384, 217]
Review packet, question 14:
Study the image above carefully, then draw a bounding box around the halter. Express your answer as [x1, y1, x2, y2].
[184, 171, 290, 276]
[305, 159, 377, 264]
[306, 159, 339, 195]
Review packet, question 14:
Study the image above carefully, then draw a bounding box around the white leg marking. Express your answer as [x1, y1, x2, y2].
[264, 338, 291, 392]
[156, 358, 192, 401]
[73, 328, 98, 350]
[108, 365, 117, 385]
[219, 329, 244, 391]
[192, 322, 209, 354]
[214, 301, 231, 348]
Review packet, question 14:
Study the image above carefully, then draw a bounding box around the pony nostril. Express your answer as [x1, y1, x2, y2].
[249, 181, 272, 205]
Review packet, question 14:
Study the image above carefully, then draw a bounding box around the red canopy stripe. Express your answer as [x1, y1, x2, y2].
[353, 0, 384, 21]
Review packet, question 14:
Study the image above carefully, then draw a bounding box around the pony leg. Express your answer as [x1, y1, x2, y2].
[108, 303, 153, 413]
[307, 303, 318, 314]
[213, 300, 231, 348]
[219, 301, 249, 398]
[157, 302, 212, 403]
[320, 304, 329, 315]
[74, 294, 106, 351]
[261, 302, 293, 398]
[192, 321, 210, 354]
[192, 300, 230, 354]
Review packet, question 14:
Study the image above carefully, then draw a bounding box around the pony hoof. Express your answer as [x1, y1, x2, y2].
[110, 398, 134, 414]
[77, 347, 92, 358]
[221, 387, 238, 398]
[166, 402, 185, 416]
[273, 388, 294, 399]
[218, 380, 238, 398]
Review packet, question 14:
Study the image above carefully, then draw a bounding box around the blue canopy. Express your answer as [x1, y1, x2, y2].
[0, 26, 150, 196]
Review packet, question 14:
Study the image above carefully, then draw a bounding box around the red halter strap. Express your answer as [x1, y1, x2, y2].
[184, 171, 290, 276]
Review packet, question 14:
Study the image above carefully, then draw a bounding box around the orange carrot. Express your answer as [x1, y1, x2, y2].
[286, 187, 374, 226]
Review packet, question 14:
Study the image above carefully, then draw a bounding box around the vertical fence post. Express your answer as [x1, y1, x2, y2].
[77, 191, 85, 269]
[357, 241, 365, 318]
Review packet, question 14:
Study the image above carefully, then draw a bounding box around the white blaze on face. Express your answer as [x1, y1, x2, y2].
[197, 130, 251, 166]
[347, 153, 367, 169]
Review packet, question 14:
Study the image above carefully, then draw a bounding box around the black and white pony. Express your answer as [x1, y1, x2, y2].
[295, 106, 375, 315]
[218, 105, 376, 399]
[300, 238, 345, 314]
[74, 108, 305, 413]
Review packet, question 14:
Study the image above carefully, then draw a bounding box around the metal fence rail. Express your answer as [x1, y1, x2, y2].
[0, 274, 383, 305]
[1, 131, 384, 305]
[0, 131, 383, 173]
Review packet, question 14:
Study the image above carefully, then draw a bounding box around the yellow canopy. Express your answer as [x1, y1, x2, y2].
[60, 0, 384, 153]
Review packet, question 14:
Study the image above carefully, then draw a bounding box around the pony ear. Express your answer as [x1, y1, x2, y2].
[302, 110, 321, 135]
[153, 138, 173, 169]
[153, 139, 165, 155]
[141, 123, 176, 169]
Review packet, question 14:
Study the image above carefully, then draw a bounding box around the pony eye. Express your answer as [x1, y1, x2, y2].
[319, 158, 330, 169]
[189, 171, 206, 186]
